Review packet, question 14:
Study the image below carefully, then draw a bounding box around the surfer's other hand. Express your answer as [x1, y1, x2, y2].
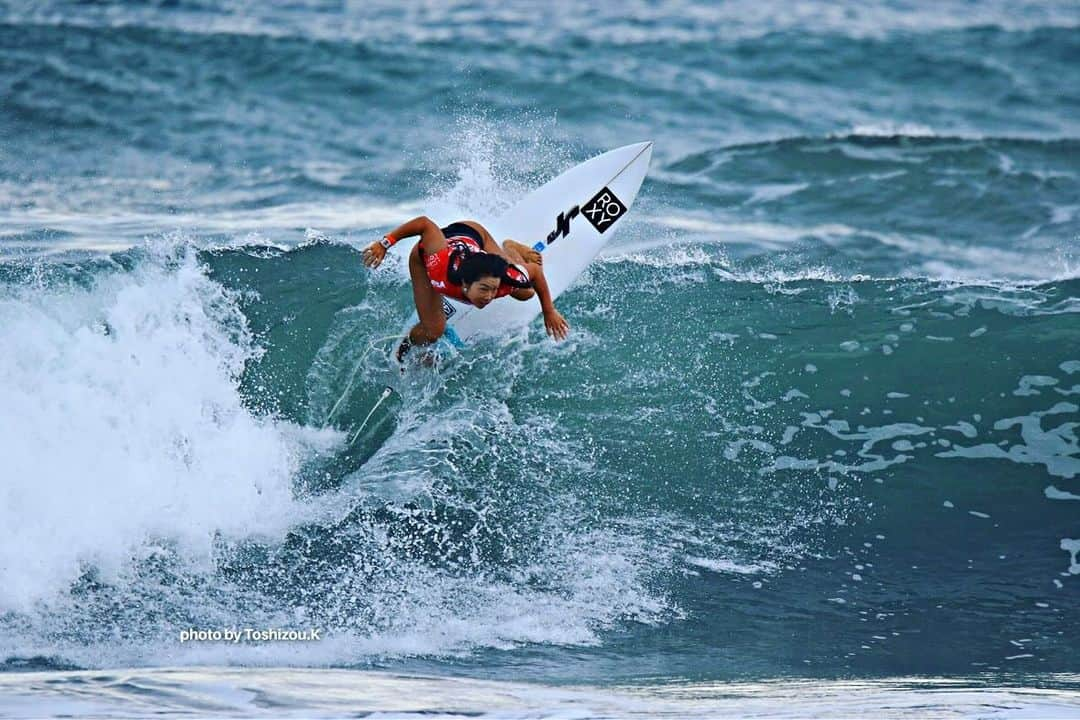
[363, 242, 386, 268]
[543, 308, 569, 341]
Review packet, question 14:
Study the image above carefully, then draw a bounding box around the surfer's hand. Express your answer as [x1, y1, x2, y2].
[543, 308, 569, 341]
[363, 242, 386, 268]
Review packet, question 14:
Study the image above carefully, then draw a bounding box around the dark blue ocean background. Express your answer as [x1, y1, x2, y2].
[1, 0, 1079, 715]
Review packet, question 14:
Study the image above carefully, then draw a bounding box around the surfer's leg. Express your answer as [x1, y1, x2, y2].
[458, 220, 501, 254]
[502, 239, 542, 265]
[458, 220, 542, 265]
[459, 220, 493, 244]
[408, 242, 446, 345]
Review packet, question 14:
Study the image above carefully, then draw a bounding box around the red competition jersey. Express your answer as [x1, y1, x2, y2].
[423, 235, 530, 304]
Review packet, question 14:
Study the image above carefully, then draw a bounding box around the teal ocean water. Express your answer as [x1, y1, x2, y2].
[1, 1, 1079, 716]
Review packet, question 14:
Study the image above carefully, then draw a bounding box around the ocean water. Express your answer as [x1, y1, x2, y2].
[1, 0, 1079, 716]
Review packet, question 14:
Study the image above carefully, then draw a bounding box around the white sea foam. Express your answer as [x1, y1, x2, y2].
[1045, 486, 1080, 501]
[3, 668, 1080, 719]
[937, 401, 1080, 480]
[684, 555, 777, 575]
[1062, 539, 1080, 575]
[0, 242, 323, 610]
[845, 122, 936, 138]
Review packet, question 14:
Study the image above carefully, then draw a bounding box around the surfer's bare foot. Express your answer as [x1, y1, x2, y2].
[503, 239, 542, 265]
[394, 337, 413, 365]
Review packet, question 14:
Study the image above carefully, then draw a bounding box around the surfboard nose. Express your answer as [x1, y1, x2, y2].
[630, 140, 653, 165]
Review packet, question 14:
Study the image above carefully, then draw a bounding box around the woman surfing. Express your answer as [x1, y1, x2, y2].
[362, 216, 569, 361]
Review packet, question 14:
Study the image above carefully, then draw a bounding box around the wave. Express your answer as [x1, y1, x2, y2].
[3, 668, 1080, 718]
[0, 242, 680, 669]
[1, 241, 1077, 675]
[652, 133, 1079, 283]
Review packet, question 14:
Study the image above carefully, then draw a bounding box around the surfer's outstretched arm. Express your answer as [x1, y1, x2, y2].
[516, 261, 569, 341]
[363, 216, 446, 268]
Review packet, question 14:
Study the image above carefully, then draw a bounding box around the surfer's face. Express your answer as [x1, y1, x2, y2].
[464, 276, 500, 307]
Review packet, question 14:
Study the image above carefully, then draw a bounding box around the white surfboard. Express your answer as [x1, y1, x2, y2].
[393, 141, 653, 363]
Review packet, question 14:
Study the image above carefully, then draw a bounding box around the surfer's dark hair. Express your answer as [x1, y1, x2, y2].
[450, 251, 531, 289]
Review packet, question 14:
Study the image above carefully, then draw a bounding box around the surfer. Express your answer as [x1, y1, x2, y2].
[363, 217, 569, 355]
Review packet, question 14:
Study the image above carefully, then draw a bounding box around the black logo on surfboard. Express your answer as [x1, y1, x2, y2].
[546, 205, 580, 245]
[581, 187, 627, 234]
[442, 299, 456, 319]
